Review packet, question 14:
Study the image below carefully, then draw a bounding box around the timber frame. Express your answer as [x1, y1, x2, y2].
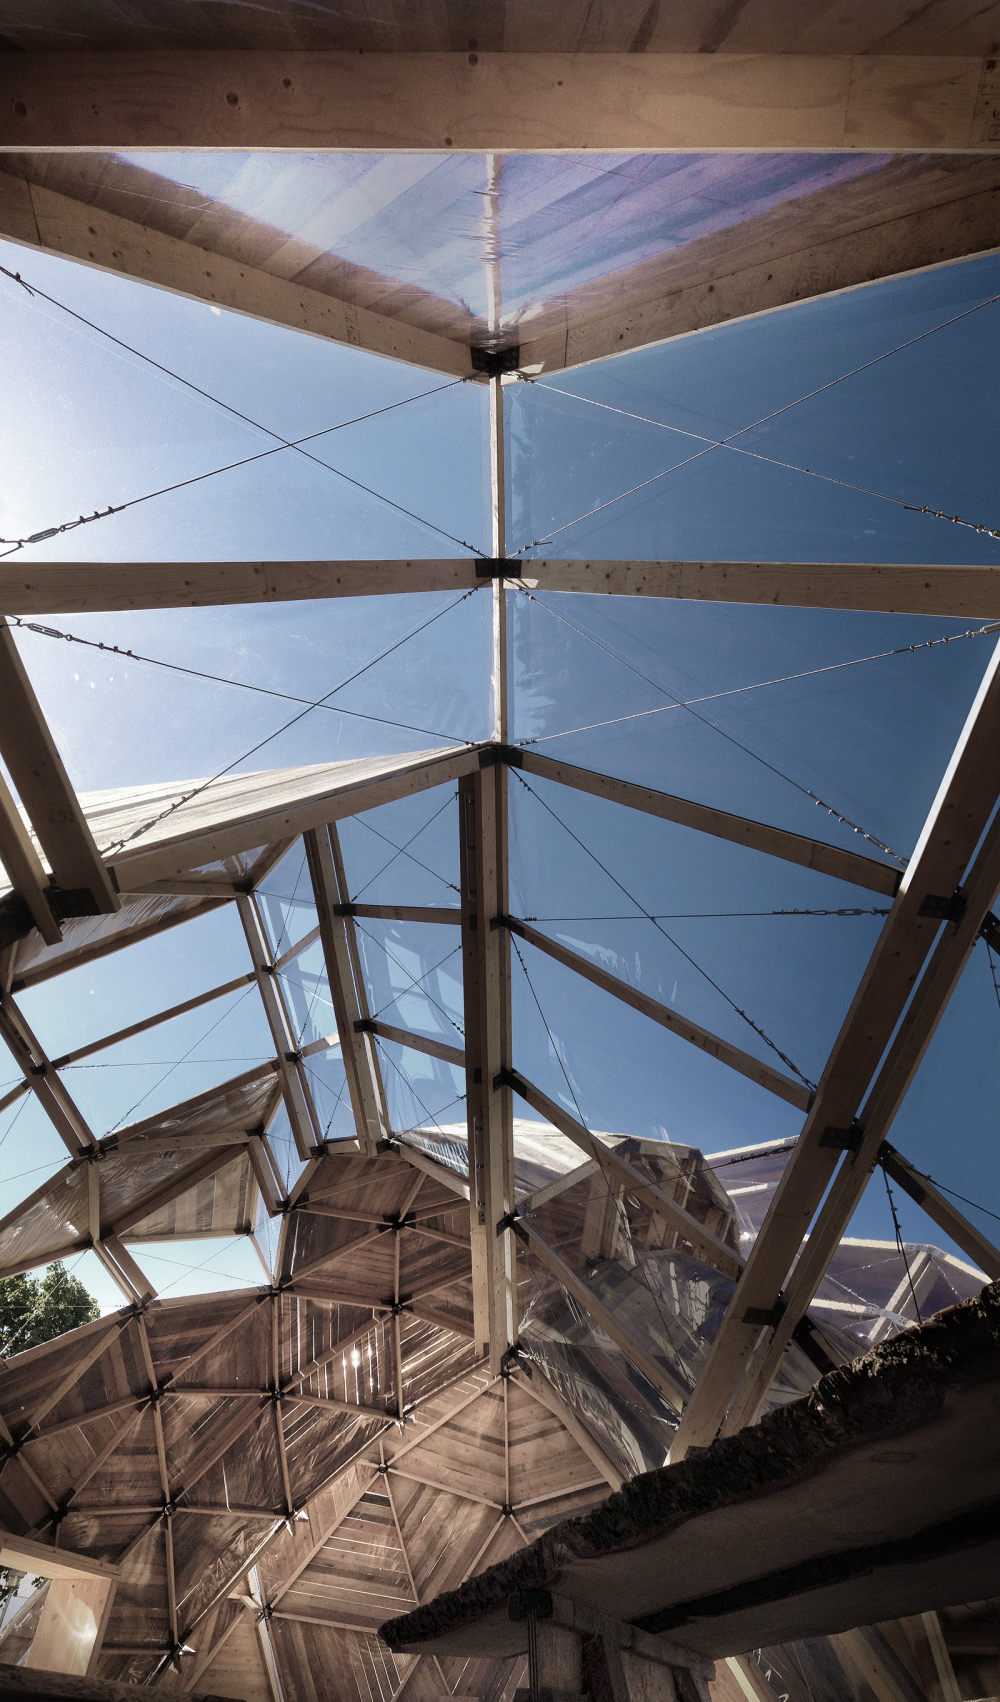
[0, 5, 999, 1698]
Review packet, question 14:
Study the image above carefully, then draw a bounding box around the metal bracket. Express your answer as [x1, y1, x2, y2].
[494, 1065, 526, 1095]
[471, 343, 521, 378]
[479, 743, 524, 770]
[743, 1300, 787, 1328]
[919, 890, 967, 925]
[819, 1120, 864, 1153]
[353, 1017, 376, 1035]
[334, 902, 357, 917]
[475, 557, 519, 580]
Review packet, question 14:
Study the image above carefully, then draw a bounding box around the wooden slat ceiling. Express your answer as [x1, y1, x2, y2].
[0, 0, 995, 55]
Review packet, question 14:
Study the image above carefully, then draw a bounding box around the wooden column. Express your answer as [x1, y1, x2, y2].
[305, 824, 389, 1155]
[0, 620, 118, 915]
[460, 764, 516, 1372]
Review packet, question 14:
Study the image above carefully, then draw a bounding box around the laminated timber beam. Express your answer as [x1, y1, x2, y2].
[0, 562, 482, 614]
[669, 635, 1000, 1459]
[516, 560, 1000, 617]
[519, 750, 901, 896]
[0, 52, 996, 152]
[7, 560, 1000, 619]
[239, 892, 323, 1161]
[305, 824, 389, 1154]
[459, 767, 516, 1373]
[0, 172, 472, 379]
[520, 181, 1000, 374]
[0, 620, 118, 915]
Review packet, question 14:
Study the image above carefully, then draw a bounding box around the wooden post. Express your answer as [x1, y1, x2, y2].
[239, 892, 323, 1161]
[305, 824, 389, 1155]
[459, 766, 516, 1373]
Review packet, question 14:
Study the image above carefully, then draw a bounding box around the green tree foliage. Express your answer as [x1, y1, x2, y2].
[0, 1262, 100, 1611]
[0, 1261, 99, 1360]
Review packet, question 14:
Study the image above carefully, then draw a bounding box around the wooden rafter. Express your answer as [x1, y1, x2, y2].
[502, 918, 812, 1111]
[520, 184, 1000, 374]
[305, 824, 390, 1154]
[0, 619, 118, 914]
[0, 172, 472, 379]
[518, 750, 901, 896]
[239, 891, 323, 1161]
[670, 637, 1000, 1458]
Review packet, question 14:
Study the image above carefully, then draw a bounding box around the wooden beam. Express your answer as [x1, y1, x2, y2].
[0, 53, 994, 151]
[521, 185, 1000, 374]
[490, 376, 509, 744]
[519, 751, 901, 897]
[718, 791, 1000, 1432]
[459, 767, 517, 1373]
[364, 1019, 465, 1070]
[239, 892, 322, 1161]
[508, 1072, 741, 1279]
[347, 904, 460, 926]
[0, 561, 482, 616]
[502, 917, 812, 1111]
[10, 560, 1000, 620]
[305, 825, 389, 1154]
[669, 635, 1000, 1459]
[881, 1142, 1000, 1279]
[51, 972, 254, 1068]
[0, 171, 471, 379]
[516, 560, 1000, 617]
[0, 1533, 118, 1583]
[0, 770, 61, 945]
[0, 621, 117, 913]
[111, 746, 481, 890]
[0, 992, 97, 1155]
[920, 1611, 964, 1702]
[834, 1627, 926, 1702]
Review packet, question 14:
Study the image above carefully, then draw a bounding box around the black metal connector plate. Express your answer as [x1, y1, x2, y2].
[471, 344, 521, 377]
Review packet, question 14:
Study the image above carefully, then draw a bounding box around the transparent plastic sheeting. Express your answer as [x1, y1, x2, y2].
[706, 1138, 986, 1346]
[0, 1068, 278, 1276]
[121, 152, 890, 324]
[519, 1252, 825, 1477]
[9, 891, 221, 986]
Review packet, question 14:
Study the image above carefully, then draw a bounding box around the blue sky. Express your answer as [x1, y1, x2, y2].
[0, 208, 998, 1317]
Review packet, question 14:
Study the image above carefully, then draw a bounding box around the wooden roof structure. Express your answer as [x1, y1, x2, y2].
[0, 2, 999, 1698]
